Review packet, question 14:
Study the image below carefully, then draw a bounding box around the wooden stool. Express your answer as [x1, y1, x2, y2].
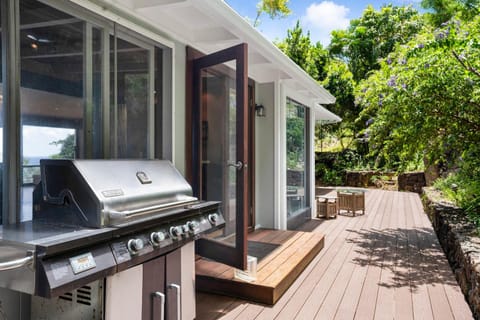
[316, 196, 338, 219]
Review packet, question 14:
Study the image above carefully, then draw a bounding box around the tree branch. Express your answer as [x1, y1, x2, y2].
[452, 50, 480, 79]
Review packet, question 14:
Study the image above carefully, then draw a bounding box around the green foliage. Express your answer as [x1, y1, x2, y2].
[276, 21, 329, 82]
[356, 15, 480, 216]
[253, 0, 291, 27]
[421, 0, 480, 26]
[434, 168, 480, 227]
[356, 16, 480, 171]
[329, 5, 424, 81]
[321, 60, 358, 141]
[322, 60, 355, 122]
[315, 150, 365, 185]
[286, 103, 305, 169]
[50, 134, 76, 159]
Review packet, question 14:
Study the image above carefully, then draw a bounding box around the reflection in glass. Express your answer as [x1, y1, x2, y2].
[19, 0, 102, 220]
[201, 68, 238, 238]
[111, 37, 150, 159]
[286, 98, 307, 217]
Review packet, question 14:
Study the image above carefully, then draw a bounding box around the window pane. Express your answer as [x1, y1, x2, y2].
[112, 37, 150, 159]
[20, 0, 103, 220]
[286, 99, 307, 217]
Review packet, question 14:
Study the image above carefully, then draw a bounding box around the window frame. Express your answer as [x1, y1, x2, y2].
[1, 0, 172, 224]
[285, 97, 311, 230]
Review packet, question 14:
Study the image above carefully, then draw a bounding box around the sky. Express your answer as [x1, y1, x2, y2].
[225, 0, 422, 46]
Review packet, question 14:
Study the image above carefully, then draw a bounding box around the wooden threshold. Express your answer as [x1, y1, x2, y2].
[195, 229, 324, 305]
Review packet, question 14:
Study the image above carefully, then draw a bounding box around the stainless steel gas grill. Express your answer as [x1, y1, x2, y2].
[0, 159, 225, 320]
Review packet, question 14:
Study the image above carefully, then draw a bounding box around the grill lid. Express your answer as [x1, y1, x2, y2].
[34, 159, 197, 227]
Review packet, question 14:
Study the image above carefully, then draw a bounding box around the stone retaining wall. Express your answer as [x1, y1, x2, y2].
[398, 172, 426, 193]
[344, 171, 397, 188]
[423, 188, 478, 318]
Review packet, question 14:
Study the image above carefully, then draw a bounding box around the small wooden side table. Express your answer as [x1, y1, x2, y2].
[337, 190, 365, 216]
[316, 196, 338, 219]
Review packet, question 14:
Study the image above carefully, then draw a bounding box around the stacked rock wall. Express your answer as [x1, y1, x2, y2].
[423, 188, 478, 318]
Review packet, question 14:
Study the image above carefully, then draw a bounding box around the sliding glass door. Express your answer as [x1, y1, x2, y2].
[9, 0, 164, 222]
[286, 98, 311, 230]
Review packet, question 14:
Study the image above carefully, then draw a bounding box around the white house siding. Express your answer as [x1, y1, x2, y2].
[254, 82, 276, 229]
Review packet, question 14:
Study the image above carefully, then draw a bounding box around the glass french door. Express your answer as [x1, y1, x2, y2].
[192, 44, 249, 270]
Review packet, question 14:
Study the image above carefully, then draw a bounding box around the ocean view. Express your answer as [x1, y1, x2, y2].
[23, 156, 47, 165]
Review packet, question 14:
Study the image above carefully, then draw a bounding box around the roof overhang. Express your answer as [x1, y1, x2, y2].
[315, 104, 342, 124]
[78, 0, 336, 104]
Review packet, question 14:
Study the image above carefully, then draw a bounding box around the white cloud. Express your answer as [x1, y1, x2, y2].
[302, 1, 350, 46]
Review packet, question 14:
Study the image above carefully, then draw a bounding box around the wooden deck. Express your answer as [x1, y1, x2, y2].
[196, 229, 324, 304]
[196, 189, 473, 319]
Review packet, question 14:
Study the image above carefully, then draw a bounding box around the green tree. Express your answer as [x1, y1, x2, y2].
[320, 59, 357, 150]
[355, 16, 480, 214]
[253, 0, 291, 27]
[50, 134, 76, 159]
[322, 60, 356, 123]
[421, 0, 480, 26]
[276, 21, 329, 82]
[329, 5, 424, 81]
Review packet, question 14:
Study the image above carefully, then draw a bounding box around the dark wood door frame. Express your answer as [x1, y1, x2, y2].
[187, 47, 256, 232]
[248, 79, 255, 231]
[186, 43, 250, 269]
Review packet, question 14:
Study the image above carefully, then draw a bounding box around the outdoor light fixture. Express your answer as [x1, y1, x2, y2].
[255, 104, 266, 117]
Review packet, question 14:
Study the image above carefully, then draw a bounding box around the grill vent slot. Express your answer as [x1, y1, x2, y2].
[58, 285, 92, 306]
[76, 285, 92, 306]
[59, 292, 73, 302]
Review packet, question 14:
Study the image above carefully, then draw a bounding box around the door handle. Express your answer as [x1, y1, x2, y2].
[227, 161, 243, 170]
[168, 283, 181, 320]
[152, 291, 165, 320]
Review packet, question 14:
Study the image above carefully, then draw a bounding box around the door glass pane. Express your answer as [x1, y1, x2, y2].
[201, 66, 238, 242]
[286, 98, 307, 218]
[112, 37, 150, 159]
[19, 0, 103, 220]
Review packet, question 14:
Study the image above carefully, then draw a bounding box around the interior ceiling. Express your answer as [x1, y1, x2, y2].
[107, 0, 336, 104]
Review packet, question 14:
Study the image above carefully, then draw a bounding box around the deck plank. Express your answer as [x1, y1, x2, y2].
[281, 191, 384, 319]
[311, 190, 386, 320]
[196, 229, 323, 304]
[195, 190, 473, 320]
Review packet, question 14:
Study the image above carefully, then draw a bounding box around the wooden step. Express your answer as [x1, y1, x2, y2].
[195, 229, 325, 305]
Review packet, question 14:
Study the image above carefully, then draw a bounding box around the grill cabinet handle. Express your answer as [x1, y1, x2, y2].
[168, 283, 181, 320]
[0, 254, 34, 271]
[153, 291, 165, 320]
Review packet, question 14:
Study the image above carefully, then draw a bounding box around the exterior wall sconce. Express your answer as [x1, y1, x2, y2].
[255, 104, 266, 117]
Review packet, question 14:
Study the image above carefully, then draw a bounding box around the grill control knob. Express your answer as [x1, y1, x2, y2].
[208, 213, 219, 224]
[127, 238, 144, 254]
[169, 226, 182, 239]
[150, 231, 166, 245]
[186, 221, 198, 233]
